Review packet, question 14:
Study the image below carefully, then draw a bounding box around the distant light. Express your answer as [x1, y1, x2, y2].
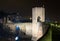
[16, 25, 20, 30]
[30, 17, 32, 20]
[55, 24, 57, 26]
[50, 23, 54, 26]
[55, 21, 58, 23]
[15, 36, 19, 41]
[57, 25, 60, 28]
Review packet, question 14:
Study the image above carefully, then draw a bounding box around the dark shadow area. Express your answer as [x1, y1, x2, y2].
[52, 26, 60, 41]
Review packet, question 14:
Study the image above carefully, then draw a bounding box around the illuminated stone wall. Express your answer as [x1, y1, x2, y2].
[32, 7, 45, 23]
[6, 23, 32, 35]
[5, 7, 45, 41]
[32, 7, 45, 40]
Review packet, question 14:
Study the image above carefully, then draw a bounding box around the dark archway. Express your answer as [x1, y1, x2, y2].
[37, 16, 41, 22]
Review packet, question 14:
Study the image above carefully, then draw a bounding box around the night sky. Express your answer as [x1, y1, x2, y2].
[0, 0, 32, 17]
[45, 0, 60, 21]
[0, 0, 60, 21]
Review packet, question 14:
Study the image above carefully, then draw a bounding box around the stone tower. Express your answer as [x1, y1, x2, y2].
[32, 7, 45, 41]
[32, 7, 45, 23]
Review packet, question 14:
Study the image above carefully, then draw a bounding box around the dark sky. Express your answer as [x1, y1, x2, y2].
[0, 0, 32, 17]
[0, 0, 60, 21]
[45, 0, 60, 21]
